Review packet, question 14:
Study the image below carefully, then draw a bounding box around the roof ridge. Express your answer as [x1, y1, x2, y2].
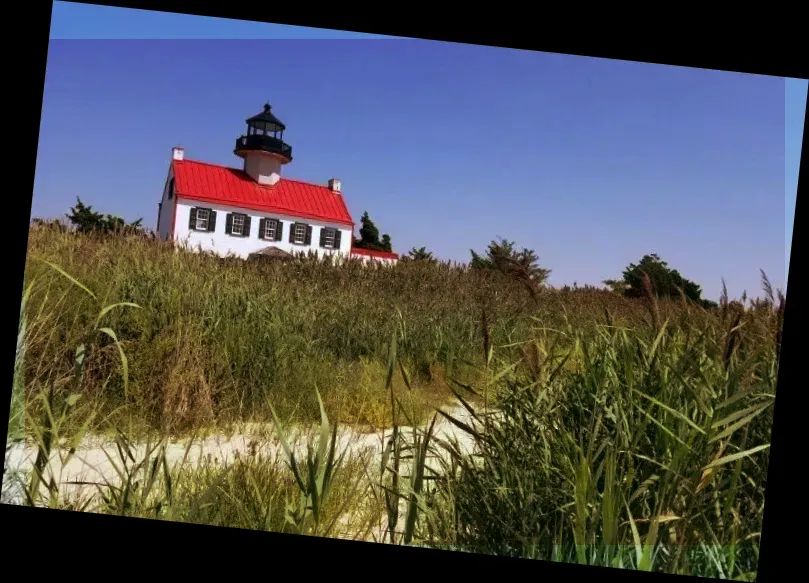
[177, 157, 338, 192]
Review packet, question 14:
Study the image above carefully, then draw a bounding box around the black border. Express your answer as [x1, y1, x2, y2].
[56, 0, 809, 79]
[3, 2, 804, 581]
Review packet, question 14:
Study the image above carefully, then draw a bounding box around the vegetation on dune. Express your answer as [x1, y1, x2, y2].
[470, 237, 552, 303]
[604, 253, 718, 309]
[64, 197, 148, 236]
[8, 221, 783, 579]
[421, 300, 777, 578]
[471, 237, 551, 284]
[404, 246, 437, 264]
[21, 224, 506, 433]
[21, 221, 737, 434]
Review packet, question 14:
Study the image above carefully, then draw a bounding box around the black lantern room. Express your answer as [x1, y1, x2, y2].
[234, 103, 293, 163]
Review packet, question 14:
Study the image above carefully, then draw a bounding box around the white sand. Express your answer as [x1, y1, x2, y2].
[2, 402, 483, 513]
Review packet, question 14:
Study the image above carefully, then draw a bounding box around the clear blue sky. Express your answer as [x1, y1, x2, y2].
[34, 4, 801, 301]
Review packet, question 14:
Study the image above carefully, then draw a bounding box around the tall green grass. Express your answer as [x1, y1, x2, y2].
[10, 225, 782, 579]
[416, 287, 779, 579]
[22, 225, 672, 435]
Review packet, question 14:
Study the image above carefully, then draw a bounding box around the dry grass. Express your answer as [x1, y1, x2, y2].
[20, 225, 676, 435]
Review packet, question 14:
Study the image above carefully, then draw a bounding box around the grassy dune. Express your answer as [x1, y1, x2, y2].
[19, 224, 678, 434]
[8, 224, 782, 579]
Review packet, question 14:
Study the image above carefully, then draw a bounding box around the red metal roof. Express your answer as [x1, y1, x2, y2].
[172, 158, 354, 227]
[350, 246, 399, 260]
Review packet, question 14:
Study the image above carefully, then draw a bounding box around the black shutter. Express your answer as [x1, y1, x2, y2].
[243, 215, 252, 237]
[276, 220, 283, 242]
[319, 227, 327, 248]
[157, 202, 162, 231]
[208, 210, 217, 232]
[258, 218, 267, 240]
[334, 229, 342, 250]
[189, 208, 197, 230]
[225, 213, 233, 235]
[289, 223, 296, 243]
[304, 225, 312, 245]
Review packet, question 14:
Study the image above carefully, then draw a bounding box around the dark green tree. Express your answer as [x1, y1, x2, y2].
[67, 198, 105, 233]
[66, 197, 144, 236]
[354, 211, 393, 252]
[470, 238, 551, 285]
[358, 211, 380, 247]
[610, 253, 707, 303]
[381, 234, 392, 252]
[406, 246, 437, 263]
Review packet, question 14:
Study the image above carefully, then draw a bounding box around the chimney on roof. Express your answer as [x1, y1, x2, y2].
[328, 178, 342, 193]
[172, 147, 185, 161]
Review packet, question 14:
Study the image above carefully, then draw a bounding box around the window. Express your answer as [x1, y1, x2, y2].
[225, 212, 251, 237]
[293, 223, 306, 244]
[323, 229, 335, 248]
[289, 222, 312, 246]
[264, 219, 277, 240]
[189, 207, 216, 232]
[195, 209, 209, 231]
[231, 214, 245, 236]
[259, 218, 282, 241]
[167, 178, 175, 200]
[319, 227, 342, 250]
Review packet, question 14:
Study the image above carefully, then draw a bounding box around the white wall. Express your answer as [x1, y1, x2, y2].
[243, 154, 282, 186]
[156, 167, 176, 240]
[172, 197, 353, 259]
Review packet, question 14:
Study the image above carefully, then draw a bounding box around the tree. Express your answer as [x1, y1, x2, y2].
[610, 253, 708, 304]
[470, 238, 551, 285]
[469, 250, 494, 270]
[358, 211, 380, 247]
[406, 246, 437, 263]
[354, 211, 394, 252]
[66, 197, 144, 236]
[381, 234, 392, 252]
[67, 198, 105, 233]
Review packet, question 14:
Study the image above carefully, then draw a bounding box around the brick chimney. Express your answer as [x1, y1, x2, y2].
[328, 178, 341, 192]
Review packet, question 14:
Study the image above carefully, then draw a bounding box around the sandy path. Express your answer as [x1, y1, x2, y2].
[2, 402, 484, 510]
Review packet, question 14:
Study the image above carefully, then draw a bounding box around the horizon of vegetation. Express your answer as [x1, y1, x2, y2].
[29, 197, 780, 304]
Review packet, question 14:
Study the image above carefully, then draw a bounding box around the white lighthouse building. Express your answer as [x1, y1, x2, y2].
[156, 103, 398, 264]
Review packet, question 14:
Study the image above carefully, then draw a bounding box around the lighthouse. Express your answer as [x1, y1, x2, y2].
[158, 102, 399, 264]
[234, 103, 293, 186]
